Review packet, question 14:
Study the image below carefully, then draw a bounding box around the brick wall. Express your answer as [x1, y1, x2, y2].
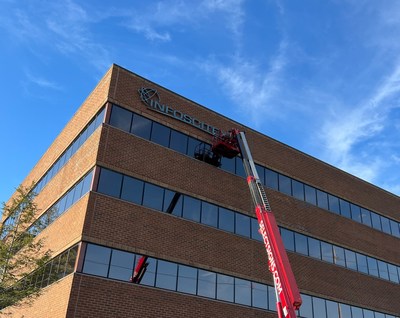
[2, 275, 74, 318]
[67, 274, 277, 318]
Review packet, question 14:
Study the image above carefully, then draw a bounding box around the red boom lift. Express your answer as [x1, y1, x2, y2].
[132, 129, 302, 318]
[212, 129, 302, 317]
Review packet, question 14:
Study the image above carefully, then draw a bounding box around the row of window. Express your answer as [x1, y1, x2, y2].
[108, 104, 400, 239]
[33, 108, 104, 195]
[281, 228, 400, 283]
[13, 244, 78, 303]
[1, 203, 24, 239]
[81, 243, 398, 318]
[1, 108, 104, 234]
[96, 167, 400, 284]
[28, 170, 93, 237]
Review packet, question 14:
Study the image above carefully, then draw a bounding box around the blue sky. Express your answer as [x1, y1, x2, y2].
[1, 0, 400, 208]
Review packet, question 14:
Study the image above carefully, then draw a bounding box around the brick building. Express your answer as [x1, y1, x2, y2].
[1, 64, 399, 317]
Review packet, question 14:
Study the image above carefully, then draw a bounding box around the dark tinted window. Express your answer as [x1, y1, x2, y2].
[217, 274, 234, 302]
[235, 278, 251, 306]
[235, 157, 246, 178]
[219, 207, 234, 232]
[142, 183, 164, 211]
[339, 304, 351, 318]
[388, 264, 399, 283]
[308, 237, 321, 259]
[321, 242, 333, 263]
[326, 300, 339, 318]
[371, 212, 382, 231]
[304, 185, 317, 205]
[333, 246, 346, 267]
[201, 202, 218, 228]
[265, 169, 278, 190]
[156, 260, 177, 290]
[110, 106, 132, 132]
[281, 228, 294, 251]
[151, 122, 170, 147]
[317, 190, 328, 210]
[367, 257, 379, 277]
[299, 294, 313, 318]
[292, 180, 305, 200]
[252, 282, 268, 309]
[83, 244, 111, 277]
[380, 217, 391, 234]
[131, 114, 152, 139]
[169, 130, 188, 154]
[109, 249, 134, 281]
[390, 220, 400, 238]
[295, 233, 308, 255]
[221, 156, 235, 174]
[361, 208, 372, 227]
[187, 137, 199, 157]
[313, 297, 327, 318]
[356, 254, 368, 274]
[363, 309, 375, 318]
[121, 176, 144, 204]
[279, 174, 292, 196]
[183, 196, 201, 222]
[198, 270, 216, 298]
[345, 250, 357, 270]
[351, 306, 363, 318]
[350, 204, 362, 223]
[255, 164, 265, 185]
[328, 195, 340, 214]
[235, 213, 250, 237]
[163, 190, 182, 217]
[251, 218, 262, 241]
[177, 265, 197, 295]
[141, 258, 156, 286]
[97, 168, 123, 198]
[377, 260, 389, 280]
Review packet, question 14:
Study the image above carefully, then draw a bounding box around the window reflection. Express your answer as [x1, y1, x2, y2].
[83, 244, 111, 277]
[252, 282, 268, 309]
[121, 176, 144, 204]
[219, 207, 234, 232]
[201, 202, 218, 228]
[110, 106, 132, 132]
[80, 243, 394, 318]
[109, 249, 134, 281]
[217, 274, 234, 302]
[131, 113, 152, 139]
[142, 183, 164, 211]
[235, 278, 251, 306]
[279, 174, 292, 196]
[183, 196, 201, 222]
[156, 260, 177, 290]
[198, 270, 216, 298]
[235, 213, 250, 237]
[177, 265, 197, 295]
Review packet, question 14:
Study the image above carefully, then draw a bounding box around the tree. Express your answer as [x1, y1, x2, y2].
[0, 184, 51, 311]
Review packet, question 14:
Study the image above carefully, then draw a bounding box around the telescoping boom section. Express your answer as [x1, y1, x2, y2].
[212, 129, 302, 318]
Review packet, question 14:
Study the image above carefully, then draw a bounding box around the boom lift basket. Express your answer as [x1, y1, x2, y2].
[211, 129, 241, 159]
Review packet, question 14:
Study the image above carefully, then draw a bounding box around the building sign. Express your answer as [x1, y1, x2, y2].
[138, 87, 220, 135]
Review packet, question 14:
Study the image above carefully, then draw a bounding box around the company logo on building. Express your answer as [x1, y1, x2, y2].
[138, 87, 220, 135]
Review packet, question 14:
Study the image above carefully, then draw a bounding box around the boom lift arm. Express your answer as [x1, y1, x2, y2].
[212, 129, 302, 318]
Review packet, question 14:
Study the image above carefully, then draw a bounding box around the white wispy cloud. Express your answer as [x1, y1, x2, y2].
[201, 38, 288, 127]
[1, 0, 111, 72]
[123, 0, 245, 43]
[25, 72, 63, 91]
[320, 60, 400, 184]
